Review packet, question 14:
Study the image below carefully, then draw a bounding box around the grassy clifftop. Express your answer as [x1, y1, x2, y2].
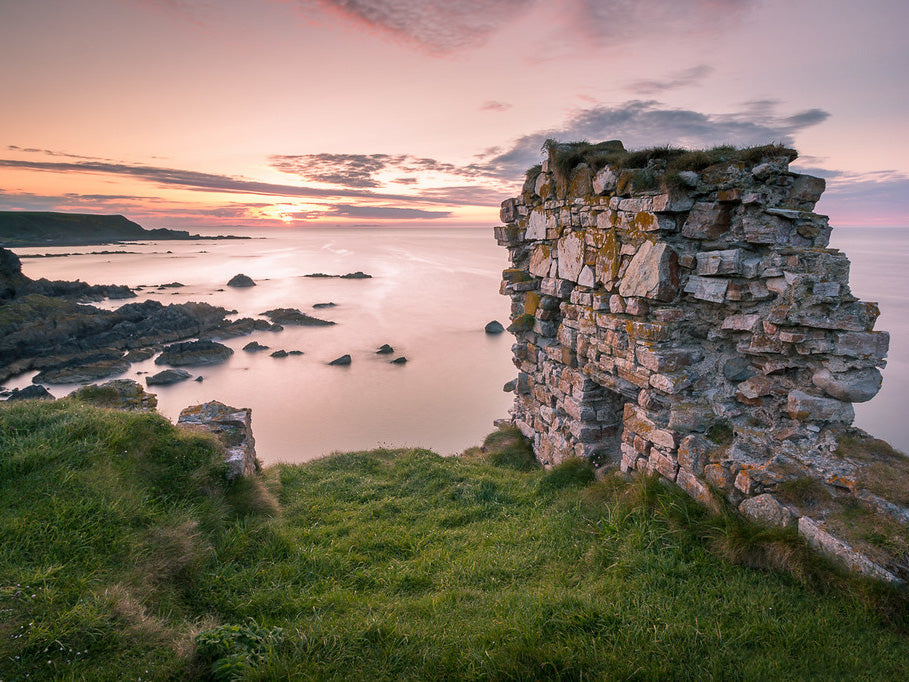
[1, 400, 907, 680]
[0, 211, 197, 246]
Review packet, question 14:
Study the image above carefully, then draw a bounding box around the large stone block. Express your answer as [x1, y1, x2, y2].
[618, 241, 679, 301]
[786, 390, 854, 423]
[811, 368, 882, 403]
[526, 208, 555, 240]
[528, 244, 553, 277]
[178, 401, 258, 479]
[681, 202, 731, 239]
[696, 249, 743, 276]
[739, 494, 795, 528]
[683, 275, 728, 303]
[557, 230, 586, 283]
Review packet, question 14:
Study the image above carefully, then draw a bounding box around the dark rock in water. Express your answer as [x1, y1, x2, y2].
[7, 384, 53, 401]
[503, 379, 517, 392]
[0, 296, 233, 383]
[146, 368, 192, 386]
[391, 356, 407, 365]
[157, 282, 184, 289]
[71, 379, 157, 411]
[261, 308, 334, 326]
[177, 400, 258, 479]
[201, 317, 283, 340]
[155, 340, 233, 367]
[243, 341, 270, 352]
[124, 347, 156, 362]
[195, 376, 204, 382]
[227, 273, 256, 288]
[23, 278, 136, 301]
[376, 344, 394, 354]
[485, 320, 505, 334]
[33, 356, 130, 384]
[313, 302, 336, 309]
[1, 249, 136, 302]
[270, 350, 288, 358]
[288, 350, 304, 355]
[329, 354, 352, 366]
[304, 271, 372, 279]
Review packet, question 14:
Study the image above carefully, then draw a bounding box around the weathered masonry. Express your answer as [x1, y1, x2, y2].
[496, 141, 907, 581]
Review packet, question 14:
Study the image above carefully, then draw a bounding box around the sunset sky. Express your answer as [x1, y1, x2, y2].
[1, 0, 907, 229]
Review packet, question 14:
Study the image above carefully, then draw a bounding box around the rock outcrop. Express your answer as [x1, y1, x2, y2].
[227, 273, 256, 288]
[496, 141, 906, 581]
[177, 401, 258, 479]
[156, 340, 234, 367]
[71, 379, 158, 411]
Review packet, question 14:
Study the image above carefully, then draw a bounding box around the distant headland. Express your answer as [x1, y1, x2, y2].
[0, 211, 248, 246]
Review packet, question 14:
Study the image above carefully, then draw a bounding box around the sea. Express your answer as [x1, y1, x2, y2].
[5, 225, 908, 463]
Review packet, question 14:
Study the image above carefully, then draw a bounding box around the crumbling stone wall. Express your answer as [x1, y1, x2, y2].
[496, 141, 905, 580]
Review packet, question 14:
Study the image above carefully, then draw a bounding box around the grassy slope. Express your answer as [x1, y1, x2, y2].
[0, 401, 907, 681]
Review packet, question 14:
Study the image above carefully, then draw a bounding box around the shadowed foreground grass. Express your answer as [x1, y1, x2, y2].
[1, 400, 907, 680]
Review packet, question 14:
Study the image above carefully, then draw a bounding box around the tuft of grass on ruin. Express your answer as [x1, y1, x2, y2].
[1, 400, 908, 681]
[541, 138, 798, 189]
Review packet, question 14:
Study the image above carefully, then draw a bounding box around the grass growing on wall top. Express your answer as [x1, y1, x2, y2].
[541, 138, 799, 189]
[1, 402, 907, 680]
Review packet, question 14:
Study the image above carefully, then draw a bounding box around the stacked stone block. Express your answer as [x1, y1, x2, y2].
[496, 142, 890, 515]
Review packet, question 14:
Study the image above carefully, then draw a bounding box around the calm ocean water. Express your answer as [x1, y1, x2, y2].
[7, 225, 908, 461]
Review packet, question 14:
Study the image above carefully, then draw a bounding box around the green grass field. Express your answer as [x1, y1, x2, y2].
[1, 399, 906, 680]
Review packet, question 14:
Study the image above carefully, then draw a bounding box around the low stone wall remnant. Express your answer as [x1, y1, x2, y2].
[496, 140, 907, 581]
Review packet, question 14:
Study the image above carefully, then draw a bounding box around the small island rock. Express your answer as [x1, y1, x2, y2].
[243, 341, 270, 352]
[485, 320, 505, 334]
[329, 354, 352, 366]
[7, 384, 54, 401]
[146, 368, 192, 385]
[391, 356, 407, 365]
[155, 340, 234, 367]
[227, 273, 256, 288]
[376, 344, 394, 354]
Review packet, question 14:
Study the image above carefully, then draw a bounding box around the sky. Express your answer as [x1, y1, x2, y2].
[0, 0, 907, 229]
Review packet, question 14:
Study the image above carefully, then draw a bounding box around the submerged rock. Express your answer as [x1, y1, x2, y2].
[313, 302, 336, 309]
[227, 273, 256, 288]
[376, 344, 394, 354]
[391, 356, 407, 365]
[177, 401, 258, 479]
[243, 341, 270, 352]
[146, 368, 192, 386]
[270, 350, 288, 358]
[329, 354, 352, 366]
[156, 340, 233, 367]
[485, 320, 505, 334]
[261, 308, 334, 326]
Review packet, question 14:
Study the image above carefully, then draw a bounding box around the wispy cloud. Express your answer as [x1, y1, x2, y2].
[303, 0, 751, 54]
[303, 0, 533, 53]
[626, 65, 713, 95]
[0, 157, 476, 205]
[328, 205, 451, 219]
[480, 101, 512, 112]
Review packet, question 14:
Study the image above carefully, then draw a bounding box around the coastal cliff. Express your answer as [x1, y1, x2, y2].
[0, 211, 239, 246]
[496, 141, 907, 581]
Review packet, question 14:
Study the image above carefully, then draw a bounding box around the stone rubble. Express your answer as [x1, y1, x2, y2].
[496, 141, 906, 581]
[177, 400, 258, 479]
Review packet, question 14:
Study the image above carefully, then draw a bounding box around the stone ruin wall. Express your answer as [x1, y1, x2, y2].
[495, 141, 904, 580]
